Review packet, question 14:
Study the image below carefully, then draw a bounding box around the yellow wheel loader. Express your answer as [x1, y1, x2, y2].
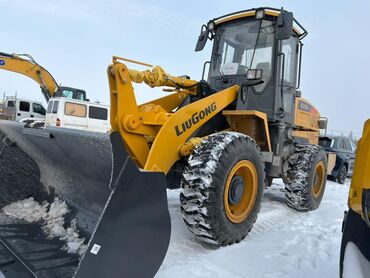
[340, 120, 370, 278]
[0, 52, 87, 101]
[0, 7, 332, 277]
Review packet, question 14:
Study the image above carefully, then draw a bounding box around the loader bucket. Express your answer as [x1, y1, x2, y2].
[0, 120, 171, 278]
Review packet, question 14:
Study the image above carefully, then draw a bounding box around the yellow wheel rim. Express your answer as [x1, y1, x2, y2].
[224, 160, 258, 224]
[312, 161, 325, 198]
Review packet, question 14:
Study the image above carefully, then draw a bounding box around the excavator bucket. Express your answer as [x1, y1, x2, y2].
[0, 120, 171, 277]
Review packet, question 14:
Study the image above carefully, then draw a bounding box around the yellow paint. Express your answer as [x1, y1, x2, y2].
[0, 53, 58, 96]
[312, 161, 325, 199]
[294, 97, 320, 132]
[144, 86, 239, 172]
[292, 130, 319, 145]
[223, 110, 271, 152]
[349, 120, 370, 218]
[224, 160, 258, 224]
[179, 137, 203, 157]
[215, 11, 256, 25]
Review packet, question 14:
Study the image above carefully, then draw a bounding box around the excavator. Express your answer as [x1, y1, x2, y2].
[340, 120, 370, 278]
[0, 52, 87, 101]
[0, 7, 333, 277]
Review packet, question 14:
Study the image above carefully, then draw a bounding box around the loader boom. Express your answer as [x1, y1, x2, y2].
[108, 57, 239, 172]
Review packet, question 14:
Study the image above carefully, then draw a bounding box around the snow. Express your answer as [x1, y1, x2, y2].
[156, 179, 350, 278]
[0, 179, 355, 277]
[343, 242, 370, 278]
[1, 197, 87, 257]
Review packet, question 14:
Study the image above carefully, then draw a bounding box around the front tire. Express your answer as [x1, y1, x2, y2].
[180, 132, 265, 246]
[285, 144, 328, 211]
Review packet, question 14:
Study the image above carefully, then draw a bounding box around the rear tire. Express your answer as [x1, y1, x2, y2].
[337, 165, 348, 185]
[285, 144, 327, 211]
[180, 132, 265, 246]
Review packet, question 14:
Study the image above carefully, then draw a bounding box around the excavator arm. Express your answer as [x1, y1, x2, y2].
[0, 52, 86, 101]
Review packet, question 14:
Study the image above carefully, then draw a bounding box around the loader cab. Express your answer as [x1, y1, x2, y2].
[196, 8, 307, 125]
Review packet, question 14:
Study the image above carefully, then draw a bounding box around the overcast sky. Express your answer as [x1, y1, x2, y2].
[1, 0, 369, 137]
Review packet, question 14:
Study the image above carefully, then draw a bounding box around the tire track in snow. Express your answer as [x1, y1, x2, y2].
[250, 206, 298, 237]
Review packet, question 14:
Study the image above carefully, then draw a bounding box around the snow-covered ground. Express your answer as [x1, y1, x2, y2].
[0, 179, 350, 278]
[157, 179, 350, 278]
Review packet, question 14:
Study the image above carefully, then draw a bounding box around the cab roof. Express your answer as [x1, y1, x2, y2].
[211, 7, 307, 39]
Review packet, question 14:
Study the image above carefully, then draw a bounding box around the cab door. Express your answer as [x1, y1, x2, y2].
[277, 35, 299, 124]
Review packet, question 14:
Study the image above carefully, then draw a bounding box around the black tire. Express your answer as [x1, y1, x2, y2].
[180, 132, 265, 246]
[285, 144, 328, 212]
[336, 164, 348, 185]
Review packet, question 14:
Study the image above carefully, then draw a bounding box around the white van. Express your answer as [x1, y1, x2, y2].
[0, 96, 46, 121]
[45, 98, 110, 133]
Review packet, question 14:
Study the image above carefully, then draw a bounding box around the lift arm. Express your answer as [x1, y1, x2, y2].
[108, 56, 239, 172]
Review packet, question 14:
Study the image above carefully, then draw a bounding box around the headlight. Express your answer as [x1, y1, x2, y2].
[256, 10, 265, 19]
[247, 69, 263, 80]
[207, 21, 216, 31]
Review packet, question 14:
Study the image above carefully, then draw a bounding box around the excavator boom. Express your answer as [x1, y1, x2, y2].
[0, 52, 86, 101]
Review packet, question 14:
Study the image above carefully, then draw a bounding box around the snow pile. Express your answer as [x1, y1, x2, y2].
[1, 197, 87, 257]
[2, 197, 48, 222]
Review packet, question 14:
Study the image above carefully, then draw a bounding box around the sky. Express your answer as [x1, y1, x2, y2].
[0, 0, 369, 137]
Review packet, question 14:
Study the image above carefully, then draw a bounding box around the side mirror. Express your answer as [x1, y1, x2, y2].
[195, 25, 209, 52]
[276, 10, 294, 40]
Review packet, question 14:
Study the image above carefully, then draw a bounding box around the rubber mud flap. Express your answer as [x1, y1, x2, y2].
[0, 121, 171, 277]
[75, 132, 171, 278]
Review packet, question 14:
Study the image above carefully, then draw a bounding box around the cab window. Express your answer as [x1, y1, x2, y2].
[52, 101, 59, 114]
[281, 36, 298, 86]
[19, 101, 30, 112]
[47, 101, 53, 113]
[61, 90, 74, 99]
[89, 106, 108, 120]
[65, 102, 87, 117]
[32, 103, 46, 115]
[7, 100, 15, 107]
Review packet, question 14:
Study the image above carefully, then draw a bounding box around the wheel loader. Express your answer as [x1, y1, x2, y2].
[0, 7, 333, 277]
[340, 120, 370, 278]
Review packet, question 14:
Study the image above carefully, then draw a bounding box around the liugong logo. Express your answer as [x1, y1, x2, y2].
[175, 102, 217, 136]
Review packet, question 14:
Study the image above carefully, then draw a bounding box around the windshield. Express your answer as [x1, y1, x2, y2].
[210, 19, 275, 90]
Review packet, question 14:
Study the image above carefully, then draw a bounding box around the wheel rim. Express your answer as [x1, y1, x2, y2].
[312, 161, 325, 198]
[224, 160, 258, 224]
